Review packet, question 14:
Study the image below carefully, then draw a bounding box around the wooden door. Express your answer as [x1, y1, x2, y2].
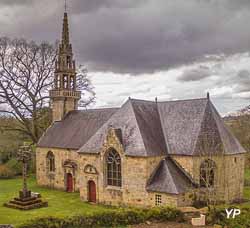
[66, 173, 73, 192]
[88, 180, 96, 203]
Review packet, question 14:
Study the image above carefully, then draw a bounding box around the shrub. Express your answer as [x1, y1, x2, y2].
[0, 164, 15, 179]
[18, 207, 184, 228]
[6, 158, 22, 175]
[207, 205, 250, 228]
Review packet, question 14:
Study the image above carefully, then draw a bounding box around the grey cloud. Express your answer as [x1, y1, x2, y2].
[0, 0, 34, 6]
[234, 70, 250, 92]
[1, 0, 250, 74]
[178, 66, 212, 82]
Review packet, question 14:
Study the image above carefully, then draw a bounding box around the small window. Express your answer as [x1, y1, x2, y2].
[70, 76, 74, 89]
[56, 75, 60, 89]
[46, 151, 55, 172]
[155, 194, 162, 206]
[234, 157, 237, 163]
[67, 56, 71, 68]
[63, 75, 68, 89]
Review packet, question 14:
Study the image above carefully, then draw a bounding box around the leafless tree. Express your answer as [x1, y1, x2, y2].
[196, 131, 224, 209]
[0, 37, 95, 143]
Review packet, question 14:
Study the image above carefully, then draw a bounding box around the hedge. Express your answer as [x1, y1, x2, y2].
[18, 207, 184, 228]
[207, 205, 250, 228]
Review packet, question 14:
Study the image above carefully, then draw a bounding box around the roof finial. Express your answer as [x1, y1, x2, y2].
[64, 0, 67, 12]
[207, 92, 210, 99]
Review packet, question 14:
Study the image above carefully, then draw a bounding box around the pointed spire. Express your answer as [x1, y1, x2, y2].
[62, 12, 69, 44]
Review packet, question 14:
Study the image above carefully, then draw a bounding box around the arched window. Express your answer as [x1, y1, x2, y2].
[70, 76, 74, 89]
[106, 148, 121, 187]
[200, 159, 216, 188]
[63, 75, 68, 89]
[47, 151, 55, 172]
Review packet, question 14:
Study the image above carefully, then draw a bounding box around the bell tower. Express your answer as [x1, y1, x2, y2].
[50, 10, 81, 122]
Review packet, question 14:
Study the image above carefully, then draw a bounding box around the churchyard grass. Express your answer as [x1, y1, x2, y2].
[0, 176, 114, 226]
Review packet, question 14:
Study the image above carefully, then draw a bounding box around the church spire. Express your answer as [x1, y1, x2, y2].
[50, 8, 81, 122]
[62, 12, 69, 45]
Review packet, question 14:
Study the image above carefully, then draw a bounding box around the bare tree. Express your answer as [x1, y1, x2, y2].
[0, 37, 95, 143]
[196, 131, 224, 209]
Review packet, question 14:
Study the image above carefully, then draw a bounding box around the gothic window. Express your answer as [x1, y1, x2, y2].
[67, 56, 71, 68]
[106, 148, 121, 187]
[70, 76, 74, 89]
[56, 75, 60, 89]
[63, 75, 68, 89]
[47, 151, 55, 172]
[200, 159, 216, 188]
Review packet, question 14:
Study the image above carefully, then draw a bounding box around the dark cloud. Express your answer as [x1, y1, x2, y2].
[1, 0, 250, 74]
[0, 0, 34, 6]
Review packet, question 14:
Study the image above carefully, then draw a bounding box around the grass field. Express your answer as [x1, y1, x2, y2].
[1, 170, 250, 226]
[0, 176, 113, 226]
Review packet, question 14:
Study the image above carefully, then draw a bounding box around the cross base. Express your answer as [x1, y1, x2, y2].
[4, 191, 48, 210]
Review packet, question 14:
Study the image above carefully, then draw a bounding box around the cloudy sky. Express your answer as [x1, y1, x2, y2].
[1, 0, 250, 115]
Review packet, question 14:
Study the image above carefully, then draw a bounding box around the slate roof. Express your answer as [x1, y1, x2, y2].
[37, 108, 118, 150]
[146, 157, 196, 194]
[78, 99, 167, 156]
[38, 97, 246, 155]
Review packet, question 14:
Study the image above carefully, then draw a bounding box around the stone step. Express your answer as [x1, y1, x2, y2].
[9, 198, 42, 206]
[4, 201, 48, 210]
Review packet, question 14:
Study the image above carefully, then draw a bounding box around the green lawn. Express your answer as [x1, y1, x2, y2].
[0, 177, 113, 226]
[245, 168, 250, 181]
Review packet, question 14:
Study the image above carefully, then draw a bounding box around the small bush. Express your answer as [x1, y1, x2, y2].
[18, 207, 184, 228]
[207, 205, 250, 228]
[0, 164, 15, 179]
[6, 158, 22, 175]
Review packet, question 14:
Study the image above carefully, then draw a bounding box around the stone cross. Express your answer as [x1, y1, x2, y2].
[17, 145, 32, 198]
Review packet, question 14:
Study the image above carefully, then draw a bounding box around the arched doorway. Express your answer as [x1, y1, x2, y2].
[66, 173, 73, 192]
[88, 180, 96, 203]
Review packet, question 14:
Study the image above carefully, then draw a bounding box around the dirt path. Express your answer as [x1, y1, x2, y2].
[130, 222, 213, 228]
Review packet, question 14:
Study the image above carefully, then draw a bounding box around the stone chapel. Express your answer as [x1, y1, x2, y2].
[36, 11, 246, 207]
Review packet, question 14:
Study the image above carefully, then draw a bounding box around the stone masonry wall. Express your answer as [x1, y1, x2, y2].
[172, 154, 245, 202]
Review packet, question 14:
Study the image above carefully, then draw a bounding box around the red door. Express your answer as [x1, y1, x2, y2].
[88, 180, 96, 203]
[66, 173, 73, 192]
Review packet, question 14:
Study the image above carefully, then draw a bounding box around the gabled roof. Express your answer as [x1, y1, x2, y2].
[38, 97, 246, 156]
[158, 98, 246, 155]
[37, 108, 118, 150]
[158, 98, 209, 155]
[78, 99, 167, 156]
[146, 157, 195, 194]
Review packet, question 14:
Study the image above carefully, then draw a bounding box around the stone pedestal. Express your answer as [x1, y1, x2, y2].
[4, 190, 48, 210]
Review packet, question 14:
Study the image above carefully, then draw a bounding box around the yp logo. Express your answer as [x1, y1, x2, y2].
[225, 208, 241, 219]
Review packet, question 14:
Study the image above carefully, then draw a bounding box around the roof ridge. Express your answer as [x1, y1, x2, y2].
[130, 98, 155, 103]
[209, 101, 246, 154]
[168, 157, 197, 186]
[164, 159, 179, 194]
[159, 97, 208, 103]
[192, 99, 209, 155]
[129, 99, 148, 156]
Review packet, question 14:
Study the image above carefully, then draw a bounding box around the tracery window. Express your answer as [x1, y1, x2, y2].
[106, 148, 121, 187]
[63, 75, 68, 89]
[56, 75, 60, 89]
[200, 159, 216, 188]
[47, 151, 55, 172]
[70, 76, 74, 89]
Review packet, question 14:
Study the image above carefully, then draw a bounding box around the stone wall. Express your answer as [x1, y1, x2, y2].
[172, 153, 245, 203]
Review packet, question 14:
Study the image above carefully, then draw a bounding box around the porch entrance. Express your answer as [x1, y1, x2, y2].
[66, 173, 73, 192]
[88, 180, 96, 203]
